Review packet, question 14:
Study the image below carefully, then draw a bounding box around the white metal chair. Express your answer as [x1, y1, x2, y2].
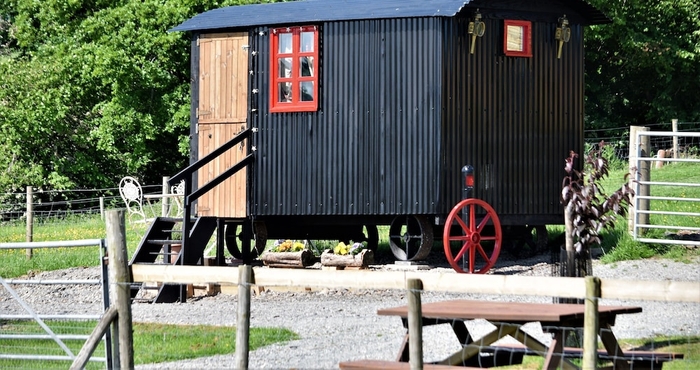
[119, 176, 148, 223]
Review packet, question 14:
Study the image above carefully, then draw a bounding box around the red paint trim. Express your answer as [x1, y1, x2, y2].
[503, 20, 532, 58]
[270, 26, 319, 113]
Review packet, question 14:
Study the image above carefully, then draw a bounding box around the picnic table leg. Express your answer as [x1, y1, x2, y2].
[599, 324, 631, 370]
[513, 329, 579, 370]
[438, 324, 517, 366]
[396, 318, 468, 362]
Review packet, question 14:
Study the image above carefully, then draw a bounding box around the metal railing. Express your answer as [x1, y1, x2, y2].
[0, 239, 112, 367]
[168, 127, 255, 267]
[632, 130, 700, 246]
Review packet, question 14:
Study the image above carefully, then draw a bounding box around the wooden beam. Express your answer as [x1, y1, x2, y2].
[600, 278, 699, 302]
[129, 264, 700, 303]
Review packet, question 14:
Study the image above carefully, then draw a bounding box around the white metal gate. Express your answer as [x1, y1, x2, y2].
[632, 130, 700, 246]
[0, 239, 112, 368]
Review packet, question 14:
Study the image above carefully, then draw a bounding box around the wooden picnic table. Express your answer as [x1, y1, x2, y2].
[377, 299, 643, 370]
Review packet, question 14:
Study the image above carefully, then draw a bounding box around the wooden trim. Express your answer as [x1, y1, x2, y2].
[269, 25, 319, 112]
[129, 264, 700, 302]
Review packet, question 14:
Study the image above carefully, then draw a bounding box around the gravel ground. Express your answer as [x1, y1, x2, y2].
[2, 252, 699, 369]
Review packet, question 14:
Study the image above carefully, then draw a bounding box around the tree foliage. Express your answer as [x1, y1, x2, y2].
[0, 0, 259, 194]
[585, 0, 700, 129]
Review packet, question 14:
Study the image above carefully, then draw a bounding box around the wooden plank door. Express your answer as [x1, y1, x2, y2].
[197, 32, 249, 218]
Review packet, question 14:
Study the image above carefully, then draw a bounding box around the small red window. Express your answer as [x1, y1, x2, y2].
[270, 26, 319, 112]
[503, 20, 532, 57]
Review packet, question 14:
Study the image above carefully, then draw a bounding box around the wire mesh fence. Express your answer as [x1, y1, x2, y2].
[585, 121, 700, 165]
[119, 264, 699, 369]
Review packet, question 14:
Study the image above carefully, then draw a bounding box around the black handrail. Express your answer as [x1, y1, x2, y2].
[170, 127, 252, 185]
[165, 126, 255, 275]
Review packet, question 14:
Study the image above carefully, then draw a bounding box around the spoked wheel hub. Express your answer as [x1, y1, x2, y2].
[443, 198, 502, 274]
[389, 215, 433, 261]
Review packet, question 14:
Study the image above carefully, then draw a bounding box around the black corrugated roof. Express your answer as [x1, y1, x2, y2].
[170, 0, 609, 32]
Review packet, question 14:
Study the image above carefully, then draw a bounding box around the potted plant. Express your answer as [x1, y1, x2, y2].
[321, 242, 374, 269]
[261, 240, 315, 268]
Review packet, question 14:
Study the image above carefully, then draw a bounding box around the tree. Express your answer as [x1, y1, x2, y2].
[584, 0, 700, 130]
[0, 0, 262, 195]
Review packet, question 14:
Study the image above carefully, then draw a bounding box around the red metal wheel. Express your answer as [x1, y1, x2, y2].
[443, 198, 502, 274]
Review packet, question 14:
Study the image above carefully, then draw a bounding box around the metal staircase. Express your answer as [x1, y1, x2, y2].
[128, 127, 256, 303]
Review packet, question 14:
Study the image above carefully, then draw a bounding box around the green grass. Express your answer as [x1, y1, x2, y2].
[589, 161, 700, 263]
[0, 214, 145, 279]
[0, 320, 297, 368]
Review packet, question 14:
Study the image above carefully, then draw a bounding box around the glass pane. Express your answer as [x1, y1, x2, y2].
[300, 56, 314, 77]
[301, 31, 314, 52]
[506, 25, 523, 51]
[278, 58, 292, 78]
[300, 82, 314, 102]
[278, 82, 292, 102]
[278, 33, 292, 54]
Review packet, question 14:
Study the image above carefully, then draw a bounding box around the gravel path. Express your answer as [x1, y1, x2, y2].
[2, 253, 698, 369]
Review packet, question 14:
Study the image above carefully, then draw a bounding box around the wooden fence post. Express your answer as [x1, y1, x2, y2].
[407, 278, 424, 370]
[106, 209, 134, 369]
[582, 276, 601, 370]
[99, 196, 105, 220]
[672, 119, 678, 159]
[161, 176, 170, 217]
[235, 265, 253, 369]
[26, 186, 33, 259]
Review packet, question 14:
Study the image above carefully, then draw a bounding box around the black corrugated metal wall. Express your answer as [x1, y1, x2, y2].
[440, 13, 585, 225]
[251, 18, 443, 218]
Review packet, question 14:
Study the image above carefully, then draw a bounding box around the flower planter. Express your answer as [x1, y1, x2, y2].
[261, 250, 315, 268]
[321, 249, 373, 269]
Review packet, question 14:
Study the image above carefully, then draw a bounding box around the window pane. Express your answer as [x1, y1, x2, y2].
[300, 56, 314, 77]
[278, 33, 292, 54]
[300, 82, 314, 101]
[278, 58, 292, 78]
[278, 82, 292, 102]
[301, 31, 314, 52]
[506, 25, 523, 51]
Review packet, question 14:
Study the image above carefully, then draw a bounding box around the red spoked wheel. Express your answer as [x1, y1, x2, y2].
[443, 198, 502, 274]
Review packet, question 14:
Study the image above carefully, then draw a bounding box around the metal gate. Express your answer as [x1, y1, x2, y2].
[0, 239, 112, 368]
[632, 130, 700, 246]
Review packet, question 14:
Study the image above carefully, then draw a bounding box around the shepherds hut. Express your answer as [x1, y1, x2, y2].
[129, 0, 610, 301]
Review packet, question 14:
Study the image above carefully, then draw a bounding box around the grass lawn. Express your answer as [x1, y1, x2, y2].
[0, 320, 297, 369]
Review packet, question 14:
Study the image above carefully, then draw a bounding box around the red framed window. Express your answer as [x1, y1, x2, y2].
[270, 26, 319, 112]
[503, 20, 532, 57]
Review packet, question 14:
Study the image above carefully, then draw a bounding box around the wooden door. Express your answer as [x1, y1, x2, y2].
[197, 32, 249, 218]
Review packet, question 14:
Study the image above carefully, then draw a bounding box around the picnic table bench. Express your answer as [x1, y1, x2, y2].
[339, 299, 684, 370]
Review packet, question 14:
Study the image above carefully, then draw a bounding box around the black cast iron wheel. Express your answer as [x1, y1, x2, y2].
[388, 215, 433, 261]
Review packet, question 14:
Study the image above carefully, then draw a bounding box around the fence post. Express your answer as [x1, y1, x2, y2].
[106, 209, 134, 369]
[25, 186, 33, 259]
[407, 278, 424, 370]
[582, 276, 601, 370]
[161, 176, 170, 217]
[628, 126, 650, 235]
[672, 119, 679, 159]
[99, 196, 105, 220]
[235, 265, 252, 369]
